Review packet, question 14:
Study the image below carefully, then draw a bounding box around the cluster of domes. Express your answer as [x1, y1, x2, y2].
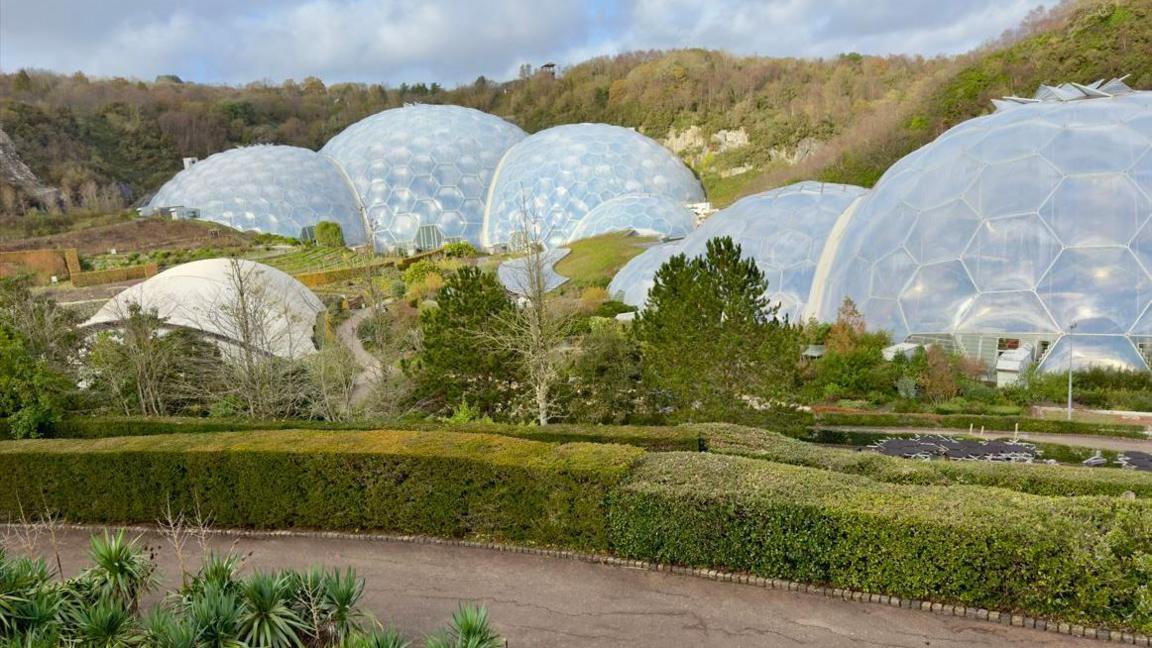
[610, 79, 1152, 373]
[147, 106, 704, 253]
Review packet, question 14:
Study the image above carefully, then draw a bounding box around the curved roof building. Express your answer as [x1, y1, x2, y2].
[610, 182, 866, 320]
[84, 259, 324, 359]
[483, 123, 705, 248]
[810, 84, 1152, 372]
[322, 105, 526, 251]
[567, 193, 695, 242]
[148, 145, 366, 245]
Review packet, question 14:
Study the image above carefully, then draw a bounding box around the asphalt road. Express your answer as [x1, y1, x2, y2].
[10, 527, 1094, 648]
[824, 425, 1152, 453]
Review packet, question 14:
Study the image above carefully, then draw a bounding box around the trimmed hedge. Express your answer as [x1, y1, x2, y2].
[815, 411, 1148, 439]
[71, 263, 158, 288]
[10, 417, 699, 451]
[608, 452, 1152, 631]
[0, 430, 644, 550]
[698, 423, 1152, 497]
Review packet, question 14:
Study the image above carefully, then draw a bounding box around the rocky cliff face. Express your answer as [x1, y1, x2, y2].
[0, 127, 57, 206]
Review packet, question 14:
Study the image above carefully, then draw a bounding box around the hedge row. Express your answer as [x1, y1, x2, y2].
[697, 423, 1152, 497]
[815, 411, 1148, 438]
[71, 263, 158, 288]
[608, 452, 1152, 632]
[0, 430, 643, 550]
[6, 417, 699, 451]
[293, 260, 395, 288]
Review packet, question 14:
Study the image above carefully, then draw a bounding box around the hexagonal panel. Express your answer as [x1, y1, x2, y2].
[1040, 174, 1149, 246]
[966, 155, 1061, 218]
[963, 214, 1062, 291]
[1038, 247, 1152, 334]
[1044, 125, 1149, 175]
[906, 200, 980, 264]
[1037, 335, 1150, 373]
[955, 291, 1059, 334]
[870, 249, 917, 299]
[898, 261, 977, 333]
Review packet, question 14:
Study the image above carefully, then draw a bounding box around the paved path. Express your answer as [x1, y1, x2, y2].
[11, 528, 1093, 648]
[335, 307, 382, 404]
[823, 425, 1152, 453]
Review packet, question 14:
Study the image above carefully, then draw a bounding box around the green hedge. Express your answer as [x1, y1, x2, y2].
[815, 411, 1148, 439]
[0, 430, 644, 550]
[698, 423, 1152, 497]
[10, 417, 699, 451]
[608, 452, 1152, 631]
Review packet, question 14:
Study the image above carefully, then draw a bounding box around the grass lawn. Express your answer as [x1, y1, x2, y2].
[553, 231, 658, 290]
[259, 246, 372, 274]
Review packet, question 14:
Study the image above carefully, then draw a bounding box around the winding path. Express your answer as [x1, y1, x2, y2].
[14, 527, 1094, 647]
[335, 306, 383, 404]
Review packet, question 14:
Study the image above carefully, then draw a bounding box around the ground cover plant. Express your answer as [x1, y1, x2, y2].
[0, 529, 501, 647]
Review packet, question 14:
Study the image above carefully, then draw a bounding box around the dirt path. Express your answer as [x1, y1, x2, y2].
[11, 527, 1094, 648]
[335, 307, 382, 404]
[823, 426, 1152, 453]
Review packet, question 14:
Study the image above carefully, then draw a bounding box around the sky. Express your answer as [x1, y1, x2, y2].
[0, 0, 1059, 86]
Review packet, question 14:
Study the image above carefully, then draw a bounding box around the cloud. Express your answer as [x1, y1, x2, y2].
[0, 0, 1057, 85]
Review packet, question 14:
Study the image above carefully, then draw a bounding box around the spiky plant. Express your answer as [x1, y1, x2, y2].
[66, 597, 141, 647]
[238, 572, 306, 647]
[285, 567, 327, 641]
[186, 585, 244, 648]
[321, 568, 365, 641]
[182, 553, 243, 600]
[1, 553, 59, 638]
[142, 607, 199, 648]
[340, 626, 411, 648]
[424, 604, 501, 648]
[84, 531, 155, 612]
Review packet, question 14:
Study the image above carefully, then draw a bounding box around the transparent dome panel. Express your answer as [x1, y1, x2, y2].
[322, 105, 526, 250]
[149, 145, 365, 245]
[484, 124, 704, 248]
[1037, 335, 1149, 373]
[567, 194, 695, 243]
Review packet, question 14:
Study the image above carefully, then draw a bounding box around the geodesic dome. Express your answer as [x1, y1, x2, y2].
[84, 259, 324, 359]
[609, 182, 866, 320]
[482, 123, 705, 248]
[811, 88, 1152, 372]
[148, 146, 366, 245]
[321, 105, 525, 251]
[568, 194, 695, 242]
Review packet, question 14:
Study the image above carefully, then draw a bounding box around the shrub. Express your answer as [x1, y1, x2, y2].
[609, 452, 1152, 631]
[402, 259, 440, 286]
[0, 430, 643, 550]
[441, 241, 478, 258]
[697, 423, 1152, 497]
[315, 221, 346, 248]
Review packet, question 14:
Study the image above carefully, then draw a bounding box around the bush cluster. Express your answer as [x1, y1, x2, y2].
[608, 452, 1152, 631]
[698, 423, 1152, 497]
[0, 430, 643, 550]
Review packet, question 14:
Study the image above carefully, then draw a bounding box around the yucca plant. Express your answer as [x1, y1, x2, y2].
[66, 597, 141, 647]
[320, 568, 365, 641]
[340, 626, 411, 648]
[181, 552, 243, 601]
[83, 531, 155, 612]
[142, 607, 199, 648]
[1, 552, 57, 638]
[238, 571, 306, 647]
[424, 604, 501, 648]
[186, 585, 244, 648]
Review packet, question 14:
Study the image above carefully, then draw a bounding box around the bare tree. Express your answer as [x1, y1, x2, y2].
[480, 197, 574, 425]
[306, 339, 361, 422]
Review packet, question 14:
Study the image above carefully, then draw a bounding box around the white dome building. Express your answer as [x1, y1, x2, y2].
[84, 259, 324, 359]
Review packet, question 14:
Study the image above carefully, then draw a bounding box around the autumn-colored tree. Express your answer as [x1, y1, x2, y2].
[920, 345, 959, 403]
[825, 298, 866, 354]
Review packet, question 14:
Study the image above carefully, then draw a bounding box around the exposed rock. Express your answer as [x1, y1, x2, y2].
[0, 127, 58, 206]
[768, 137, 823, 165]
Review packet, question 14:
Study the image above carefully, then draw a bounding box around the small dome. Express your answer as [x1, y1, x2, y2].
[483, 123, 704, 248]
[609, 182, 866, 320]
[148, 145, 366, 245]
[567, 194, 695, 243]
[322, 105, 526, 251]
[84, 259, 324, 359]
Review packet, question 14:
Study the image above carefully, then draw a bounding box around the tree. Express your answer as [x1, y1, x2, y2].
[410, 267, 517, 416]
[0, 276, 79, 370]
[634, 236, 801, 420]
[0, 324, 68, 438]
[825, 297, 866, 354]
[565, 321, 645, 424]
[314, 221, 345, 248]
[921, 345, 959, 402]
[478, 206, 575, 425]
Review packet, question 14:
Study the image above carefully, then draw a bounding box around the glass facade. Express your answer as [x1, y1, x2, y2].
[813, 92, 1152, 372]
[609, 182, 865, 320]
[321, 105, 525, 251]
[483, 124, 705, 248]
[148, 146, 367, 245]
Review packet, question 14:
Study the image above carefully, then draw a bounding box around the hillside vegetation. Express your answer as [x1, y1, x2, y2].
[0, 0, 1148, 215]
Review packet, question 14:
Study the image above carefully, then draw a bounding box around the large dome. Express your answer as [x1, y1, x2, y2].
[482, 124, 705, 248]
[811, 90, 1152, 372]
[321, 105, 526, 251]
[568, 193, 695, 242]
[610, 182, 866, 320]
[148, 146, 366, 245]
[84, 259, 324, 359]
